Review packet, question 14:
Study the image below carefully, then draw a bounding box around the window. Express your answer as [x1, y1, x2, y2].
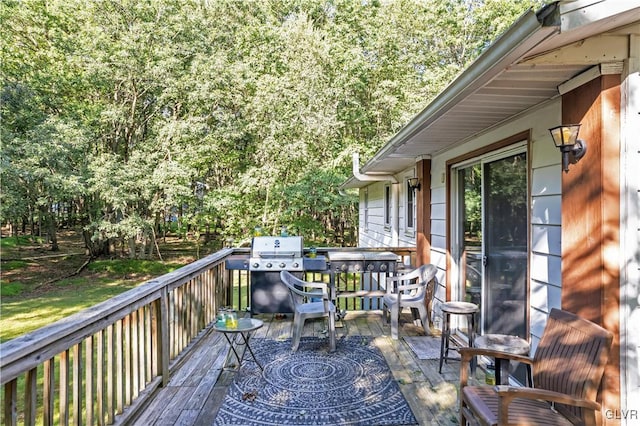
[406, 179, 415, 231]
[384, 185, 392, 228]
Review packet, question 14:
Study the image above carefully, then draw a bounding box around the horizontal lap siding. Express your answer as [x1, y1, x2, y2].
[359, 178, 416, 248]
[621, 62, 640, 422]
[429, 178, 447, 329]
[359, 185, 386, 248]
[531, 173, 562, 353]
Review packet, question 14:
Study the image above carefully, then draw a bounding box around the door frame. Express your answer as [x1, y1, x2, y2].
[445, 130, 532, 337]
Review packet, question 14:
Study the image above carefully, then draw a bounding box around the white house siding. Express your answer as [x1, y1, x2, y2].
[357, 101, 565, 340]
[399, 171, 417, 247]
[358, 175, 415, 248]
[620, 55, 640, 423]
[429, 186, 448, 328]
[358, 184, 388, 247]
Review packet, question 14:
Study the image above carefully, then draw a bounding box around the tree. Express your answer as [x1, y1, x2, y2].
[1, 0, 545, 254]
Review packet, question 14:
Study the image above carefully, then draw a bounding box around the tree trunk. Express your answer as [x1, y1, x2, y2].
[129, 236, 136, 259]
[83, 229, 109, 257]
[43, 210, 59, 251]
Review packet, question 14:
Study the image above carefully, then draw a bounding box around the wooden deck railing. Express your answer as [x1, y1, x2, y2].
[0, 246, 415, 425]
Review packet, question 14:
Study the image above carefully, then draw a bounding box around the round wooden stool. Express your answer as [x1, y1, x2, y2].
[438, 301, 479, 373]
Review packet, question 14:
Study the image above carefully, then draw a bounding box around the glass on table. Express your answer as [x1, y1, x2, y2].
[225, 309, 238, 328]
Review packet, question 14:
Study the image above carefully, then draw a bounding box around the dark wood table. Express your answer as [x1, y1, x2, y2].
[475, 333, 530, 385]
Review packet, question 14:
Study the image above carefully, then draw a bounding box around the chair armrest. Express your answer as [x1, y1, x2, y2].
[303, 281, 328, 290]
[495, 385, 601, 411]
[289, 281, 329, 299]
[386, 275, 400, 293]
[306, 282, 329, 299]
[459, 347, 533, 365]
[395, 281, 424, 292]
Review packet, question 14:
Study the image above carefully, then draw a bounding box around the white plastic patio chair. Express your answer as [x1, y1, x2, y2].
[383, 263, 438, 340]
[280, 270, 336, 352]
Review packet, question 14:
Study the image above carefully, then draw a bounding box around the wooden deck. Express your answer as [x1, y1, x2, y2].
[131, 310, 482, 425]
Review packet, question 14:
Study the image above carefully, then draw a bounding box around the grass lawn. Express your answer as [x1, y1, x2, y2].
[0, 231, 206, 343]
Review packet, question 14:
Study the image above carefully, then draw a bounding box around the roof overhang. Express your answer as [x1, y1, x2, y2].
[342, 1, 640, 189]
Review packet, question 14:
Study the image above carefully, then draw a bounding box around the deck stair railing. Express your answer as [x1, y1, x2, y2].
[0, 246, 414, 425]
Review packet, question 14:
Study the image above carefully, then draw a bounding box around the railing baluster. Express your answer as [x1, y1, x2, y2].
[124, 315, 132, 407]
[136, 306, 147, 397]
[43, 359, 55, 426]
[85, 337, 94, 425]
[175, 288, 181, 356]
[96, 330, 104, 426]
[159, 287, 170, 387]
[115, 320, 123, 415]
[24, 367, 36, 425]
[188, 280, 193, 339]
[144, 304, 156, 387]
[131, 310, 139, 401]
[106, 324, 114, 424]
[60, 350, 69, 425]
[72, 343, 82, 426]
[4, 378, 17, 426]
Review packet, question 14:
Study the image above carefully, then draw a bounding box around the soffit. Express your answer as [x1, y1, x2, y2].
[355, 5, 640, 177]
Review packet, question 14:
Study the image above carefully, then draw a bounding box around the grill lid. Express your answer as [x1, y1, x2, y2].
[327, 251, 398, 262]
[249, 236, 304, 271]
[251, 236, 303, 257]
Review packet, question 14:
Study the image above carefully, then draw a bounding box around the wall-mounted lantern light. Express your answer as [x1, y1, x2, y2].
[407, 177, 421, 191]
[548, 124, 588, 173]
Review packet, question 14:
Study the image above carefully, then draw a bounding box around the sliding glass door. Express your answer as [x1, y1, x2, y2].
[483, 153, 527, 338]
[453, 148, 528, 338]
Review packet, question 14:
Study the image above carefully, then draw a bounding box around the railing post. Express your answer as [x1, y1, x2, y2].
[60, 349, 70, 425]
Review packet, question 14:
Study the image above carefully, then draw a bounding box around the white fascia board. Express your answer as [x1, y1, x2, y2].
[558, 0, 640, 32]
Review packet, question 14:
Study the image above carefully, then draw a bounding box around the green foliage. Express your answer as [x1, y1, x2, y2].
[1, 0, 541, 252]
[0, 260, 30, 271]
[1, 281, 25, 297]
[0, 235, 43, 248]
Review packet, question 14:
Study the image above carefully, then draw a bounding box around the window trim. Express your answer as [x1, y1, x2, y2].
[405, 176, 416, 235]
[363, 188, 369, 231]
[384, 184, 392, 230]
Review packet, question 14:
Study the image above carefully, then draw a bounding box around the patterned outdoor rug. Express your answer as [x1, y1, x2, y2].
[214, 336, 418, 426]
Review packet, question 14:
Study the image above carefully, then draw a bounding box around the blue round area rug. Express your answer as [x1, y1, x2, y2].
[214, 336, 418, 426]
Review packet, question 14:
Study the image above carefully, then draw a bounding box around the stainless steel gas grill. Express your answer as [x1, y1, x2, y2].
[239, 236, 327, 314]
[249, 236, 304, 272]
[328, 251, 398, 274]
[327, 251, 399, 311]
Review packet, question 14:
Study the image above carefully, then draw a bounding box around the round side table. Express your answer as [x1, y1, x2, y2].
[213, 317, 264, 371]
[475, 333, 531, 385]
